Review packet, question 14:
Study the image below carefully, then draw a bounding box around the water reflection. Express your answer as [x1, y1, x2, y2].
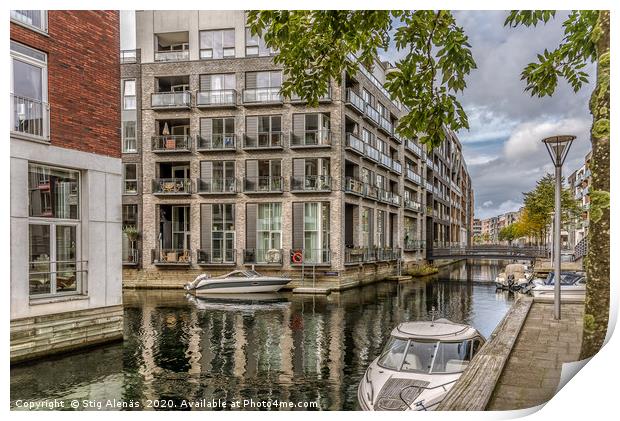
[11, 262, 514, 410]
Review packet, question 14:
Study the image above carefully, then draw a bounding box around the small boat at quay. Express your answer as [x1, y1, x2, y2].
[358, 318, 485, 411]
[495, 263, 533, 291]
[530, 272, 586, 301]
[184, 270, 291, 294]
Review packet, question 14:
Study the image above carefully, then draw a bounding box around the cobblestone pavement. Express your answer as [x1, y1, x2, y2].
[487, 302, 585, 410]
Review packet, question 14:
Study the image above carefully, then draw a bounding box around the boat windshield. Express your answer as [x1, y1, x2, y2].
[377, 337, 473, 374]
[545, 273, 585, 286]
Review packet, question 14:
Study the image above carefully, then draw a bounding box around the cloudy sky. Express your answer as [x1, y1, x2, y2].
[120, 10, 594, 220]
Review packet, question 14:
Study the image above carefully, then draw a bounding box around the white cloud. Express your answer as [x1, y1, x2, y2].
[482, 200, 493, 207]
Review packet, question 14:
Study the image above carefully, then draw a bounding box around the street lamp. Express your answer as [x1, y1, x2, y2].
[542, 135, 576, 320]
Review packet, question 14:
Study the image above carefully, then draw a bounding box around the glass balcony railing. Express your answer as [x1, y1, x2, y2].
[120, 49, 137, 64]
[155, 50, 189, 62]
[152, 248, 191, 264]
[345, 133, 365, 155]
[196, 89, 237, 107]
[291, 130, 331, 148]
[379, 116, 393, 135]
[406, 139, 423, 157]
[380, 153, 392, 169]
[152, 178, 192, 195]
[406, 169, 422, 185]
[151, 91, 192, 108]
[244, 132, 285, 149]
[196, 134, 236, 151]
[391, 160, 402, 174]
[345, 89, 365, 113]
[364, 143, 380, 162]
[11, 94, 49, 139]
[243, 176, 284, 193]
[196, 178, 237, 194]
[344, 177, 365, 196]
[197, 249, 236, 265]
[243, 249, 283, 265]
[364, 103, 380, 126]
[291, 175, 332, 192]
[404, 199, 423, 212]
[242, 87, 282, 104]
[152, 135, 192, 152]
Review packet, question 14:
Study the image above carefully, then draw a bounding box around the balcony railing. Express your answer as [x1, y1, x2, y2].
[425, 180, 434, 191]
[243, 248, 283, 265]
[120, 49, 137, 64]
[196, 89, 237, 107]
[244, 176, 284, 193]
[380, 153, 392, 169]
[152, 248, 191, 265]
[122, 248, 140, 265]
[392, 160, 402, 174]
[364, 103, 380, 126]
[345, 133, 365, 155]
[404, 199, 423, 212]
[152, 178, 192, 195]
[11, 94, 49, 139]
[377, 247, 401, 261]
[406, 169, 423, 185]
[152, 135, 192, 152]
[379, 189, 401, 206]
[290, 130, 331, 148]
[404, 240, 426, 251]
[151, 91, 192, 108]
[425, 157, 434, 168]
[291, 175, 332, 192]
[289, 249, 331, 265]
[242, 87, 282, 104]
[196, 178, 237, 194]
[406, 139, 423, 157]
[196, 134, 236, 151]
[379, 116, 393, 135]
[197, 249, 236, 265]
[344, 177, 365, 196]
[345, 89, 365, 114]
[364, 143, 380, 162]
[155, 50, 189, 62]
[244, 132, 285, 149]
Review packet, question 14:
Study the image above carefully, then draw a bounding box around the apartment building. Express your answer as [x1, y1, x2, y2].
[10, 11, 123, 362]
[473, 218, 482, 239]
[121, 10, 473, 288]
[567, 151, 592, 255]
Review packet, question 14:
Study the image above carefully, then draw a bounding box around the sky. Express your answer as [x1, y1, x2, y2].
[120, 10, 594, 220]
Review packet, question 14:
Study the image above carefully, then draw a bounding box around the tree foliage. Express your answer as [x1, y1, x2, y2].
[247, 10, 476, 147]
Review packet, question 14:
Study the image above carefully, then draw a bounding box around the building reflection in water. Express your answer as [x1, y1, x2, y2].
[11, 261, 514, 410]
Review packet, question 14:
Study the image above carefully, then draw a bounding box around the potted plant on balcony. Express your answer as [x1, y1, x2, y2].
[162, 122, 176, 149]
[123, 225, 140, 262]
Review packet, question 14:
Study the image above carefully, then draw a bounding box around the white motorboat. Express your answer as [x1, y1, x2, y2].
[495, 263, 532, 290]
[184, 270, 291, 294]
[358, 318, 485, 411]
[530, 272, 586, 301]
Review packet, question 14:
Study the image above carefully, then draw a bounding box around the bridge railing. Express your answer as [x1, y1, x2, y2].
[430, 245, 548, 259]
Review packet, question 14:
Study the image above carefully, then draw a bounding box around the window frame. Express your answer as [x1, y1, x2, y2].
[122, 79, 136, 110]
[122, 120, 137, 153]
[123, 163, 138, 195]
[11, 10, 48, 33]
[199, 28, 236, 60]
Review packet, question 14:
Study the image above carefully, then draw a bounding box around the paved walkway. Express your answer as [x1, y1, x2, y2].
[487, 302, 584, 410]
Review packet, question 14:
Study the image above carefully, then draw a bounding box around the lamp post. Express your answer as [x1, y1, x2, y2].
[542, 135, 576, 320]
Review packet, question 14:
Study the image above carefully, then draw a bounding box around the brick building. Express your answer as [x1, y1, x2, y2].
[121, 10, 474, 289]
[10, 10, 123, 362]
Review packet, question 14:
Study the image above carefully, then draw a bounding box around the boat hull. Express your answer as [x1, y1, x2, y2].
[193, 278, 291, 294]
[531, 286, 585, 301]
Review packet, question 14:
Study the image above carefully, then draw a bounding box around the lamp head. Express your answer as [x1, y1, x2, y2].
[542, 135, 576, 166]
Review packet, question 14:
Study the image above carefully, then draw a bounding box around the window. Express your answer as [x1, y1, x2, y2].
[361, 88, 373, 105]
[11, 10, 47, 32]
[377, 210, 385, 247]
[199, 117, 235, 149]
[123, 80, 136, 110]
[362, 128, 373, 145]
[28, 163, 81, 297]
[211, 204, 235, 262]
[200, 160, 235, 192]
[11, 41, 48, 138]
[200, 29, 235, 59]
[257, 203, 282, 252]
[302, 202, 330, 263]
[244, 71, 282, 102]
[123, 163, 138, 194]
[245, 27, 275, 56]
[361, 207, 370, 248]
[292, 113, 330, 146]
[404, 217, 416, 248]
[122, 121, 137, 153]
[245, 115, 282, 148]
[200, 73, 235, 91]
[122, 204, 138, 226]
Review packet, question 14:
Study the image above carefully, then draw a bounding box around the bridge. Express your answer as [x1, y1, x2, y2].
[429, 245, 548, 260]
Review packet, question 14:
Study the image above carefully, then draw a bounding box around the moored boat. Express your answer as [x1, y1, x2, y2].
[184, 270, 291, 294]
[530, 272, 586, 301]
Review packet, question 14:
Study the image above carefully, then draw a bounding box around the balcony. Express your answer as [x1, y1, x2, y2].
[152, 248, 191, 265]
[379, 116, 393, 135]
[155, 50, 189, 62]
[243, 249, 283, 265]
[379, 153, 392, 170]
[425, 157, 434, 168]
[151, 91, 192, 109]
[406, 169, 423, 185]
[242, 87, 282, 105]
[364, 143, 380, 162]
[243, 132, 285, 150]
[243, 176, 284, 193]
[345, 133, 365, 155]
[344, 177, 365, 196]
[122, 248, 140, 266]
[425, 180, 434, 191]
[344, 247, 383, 264]
[11, 94, 49, 140]
[406, 139, 423, 157]
[197, 249, 236, 266]
[345, 89, 365, 114]
[363, 103, 380, 126]
[196, 134, 236, 152]
[152, 135, 192, 153]
[196, 89, 237, 108]
[391, 160, 402, 174]
[120, 49, 137, 64]
[152, 178, 192, 195]
[289, 249, 331, 266]
[404, 199, 423, 212]
[196, 178, 237, 194]
[290, 130, 331, 148]
[377, 248, 401, 261]
[379, 189, 401, 206]
[404, 240, 426, 251]
[291, 175, 332, 192]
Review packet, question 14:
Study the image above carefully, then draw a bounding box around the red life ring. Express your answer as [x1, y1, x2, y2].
[292, 251, 303, 263]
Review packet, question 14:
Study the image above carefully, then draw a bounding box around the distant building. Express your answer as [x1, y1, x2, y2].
[473, 218, 482, 238]
[10, 11, 123, 362]
[566, 151, 592, 256]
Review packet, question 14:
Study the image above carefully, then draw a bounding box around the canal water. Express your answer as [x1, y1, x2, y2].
[11, 260, 515, 410]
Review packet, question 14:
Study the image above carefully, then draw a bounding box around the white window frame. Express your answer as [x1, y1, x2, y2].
[123, 79, 136, 110]
[122, 120, 137, 153]
[11, 41, 49, 140]
[11, 10, 48, 33]
[123, 163, 138, 195]
[200, 29, 236, 60]
[211, 203, 235, 263]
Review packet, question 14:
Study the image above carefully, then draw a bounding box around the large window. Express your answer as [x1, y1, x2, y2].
[122, 121, 137, 153]
[11, 10, 47, 32]
[257, 203, 282, 252]
[28, 164, 81, 297]
[123, 164, 138, 194]
[200, 117, 235, 149]
[11, 41, 48, 139]
[302, 202, 330, 263]
[123, 79, 136, 110]
[200, 29, 235, 59]
[212, 204, 235, 262]
[245, 28, 275, 56]
[200, 73, 235, 91]
[361, 207, 370, 248]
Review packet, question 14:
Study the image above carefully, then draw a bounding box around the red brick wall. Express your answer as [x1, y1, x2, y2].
[11, 11, 120, 158]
